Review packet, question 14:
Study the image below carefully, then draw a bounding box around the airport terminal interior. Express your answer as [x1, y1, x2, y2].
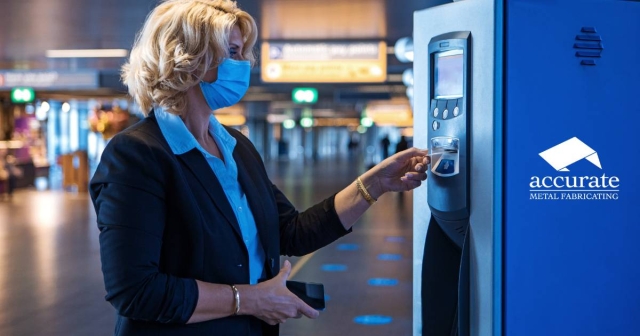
[0, 0, 441, 335]
[2, 0, 640, 335]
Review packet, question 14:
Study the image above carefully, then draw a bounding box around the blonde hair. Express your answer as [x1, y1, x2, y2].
[122, 0, 257, 115]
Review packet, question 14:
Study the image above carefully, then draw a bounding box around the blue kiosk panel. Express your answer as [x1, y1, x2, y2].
[505, 1, 640, 335]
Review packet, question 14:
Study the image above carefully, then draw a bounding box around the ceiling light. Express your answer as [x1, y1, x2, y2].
[394, 37, 414, 63]
[46, 49, 129, 58]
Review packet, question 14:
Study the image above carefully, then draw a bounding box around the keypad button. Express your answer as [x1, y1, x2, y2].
[433, 107, 439, 117]
[453, 107, 459, 117]
[443, 109, 449, 119]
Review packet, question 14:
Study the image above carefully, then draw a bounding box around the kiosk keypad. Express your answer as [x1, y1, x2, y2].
[431, 99, 463, 120]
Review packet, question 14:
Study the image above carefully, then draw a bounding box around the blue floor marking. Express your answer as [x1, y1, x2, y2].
[377, 253, 402, 261]
[354, 315, 393, 325]
[368, 278, 399, 286]
[321, 264, 348, 272]
[337, 243, 360, 251]
[385, 236, 405, 243]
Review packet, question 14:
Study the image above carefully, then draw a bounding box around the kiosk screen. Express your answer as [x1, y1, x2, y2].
[434, 50, 464, 99]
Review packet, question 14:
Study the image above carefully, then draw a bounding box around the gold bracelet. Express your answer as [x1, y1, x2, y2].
[356, 177, 377, 205]
[230, 285, 240, 315]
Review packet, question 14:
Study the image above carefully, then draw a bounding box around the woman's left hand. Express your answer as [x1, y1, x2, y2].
[361, 148, 430, 198]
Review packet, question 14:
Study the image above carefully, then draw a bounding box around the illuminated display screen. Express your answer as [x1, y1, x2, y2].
[434, 49, 464, 99]
[261, 42, 387, 83]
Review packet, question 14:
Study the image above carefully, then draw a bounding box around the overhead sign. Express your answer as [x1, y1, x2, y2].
[292, 88, 318, 104]
[11, 88, 35, 103]
[262, 41, 387, 83]
[0, 70, 99, 90]
[365, 98, 413, 127]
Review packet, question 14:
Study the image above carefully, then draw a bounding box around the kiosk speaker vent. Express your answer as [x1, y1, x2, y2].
[574, 27, 603, 66]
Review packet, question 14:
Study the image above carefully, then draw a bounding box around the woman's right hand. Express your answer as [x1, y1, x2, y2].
[238, 260, 320, 325]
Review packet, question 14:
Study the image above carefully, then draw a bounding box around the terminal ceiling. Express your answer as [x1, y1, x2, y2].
[0, 0, 451, 114]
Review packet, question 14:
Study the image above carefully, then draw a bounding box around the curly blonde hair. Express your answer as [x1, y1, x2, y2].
[122, 0, 257, 115]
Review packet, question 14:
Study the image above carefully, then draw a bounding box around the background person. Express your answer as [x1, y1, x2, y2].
[380, 134, 391, 159]
[395, 135, 409, 154]
[0, 150, 22, 198]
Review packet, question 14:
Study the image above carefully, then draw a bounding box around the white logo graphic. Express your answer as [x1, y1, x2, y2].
[539, 137, 601, 172]
[530, 136, 620, 201]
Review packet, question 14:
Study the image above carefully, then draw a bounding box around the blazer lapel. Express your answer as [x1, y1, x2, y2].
[233, 150, 270, 254]
[177, 149, 243, 239]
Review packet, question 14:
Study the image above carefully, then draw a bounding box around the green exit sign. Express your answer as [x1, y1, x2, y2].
[292, 88, 318, 104]
[11, 87, 35, 103]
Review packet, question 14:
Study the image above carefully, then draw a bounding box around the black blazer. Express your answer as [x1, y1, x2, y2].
[90, 112, 350, 336]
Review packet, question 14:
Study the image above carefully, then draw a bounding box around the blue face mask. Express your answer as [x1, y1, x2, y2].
[199, 58, 250, 111]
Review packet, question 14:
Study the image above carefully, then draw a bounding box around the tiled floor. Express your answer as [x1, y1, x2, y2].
[0, 157, 413, 336]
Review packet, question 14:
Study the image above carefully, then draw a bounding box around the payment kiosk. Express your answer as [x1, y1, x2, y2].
[413, 0, 640, 336]
[422, 31, 471, 336]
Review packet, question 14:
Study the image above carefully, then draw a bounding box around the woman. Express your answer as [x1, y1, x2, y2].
[90, 1, 429, 335]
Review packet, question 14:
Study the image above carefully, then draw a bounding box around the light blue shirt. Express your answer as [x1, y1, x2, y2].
[155, 109, 266, 284]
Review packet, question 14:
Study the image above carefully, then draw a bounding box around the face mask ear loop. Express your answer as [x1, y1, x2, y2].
[193, 62, 210, 85]
[196, 57, 224, 85]
[194, 50, 216, 83]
